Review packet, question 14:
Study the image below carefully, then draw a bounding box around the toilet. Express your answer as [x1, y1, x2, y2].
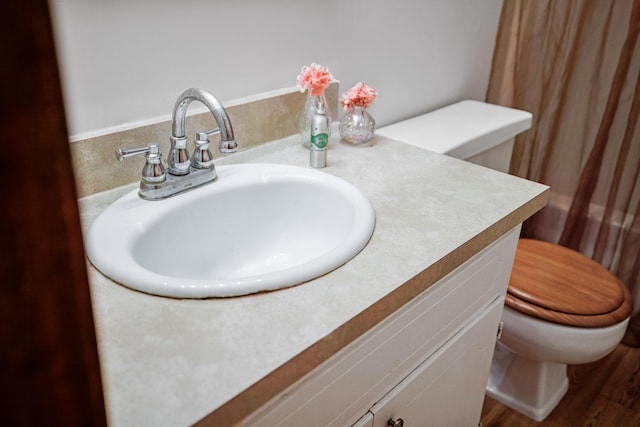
[377, 100, 633, 421]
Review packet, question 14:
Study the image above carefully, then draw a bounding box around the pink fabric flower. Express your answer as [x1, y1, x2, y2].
[339, 82, 378, 110]
[297, 63, 335, 97]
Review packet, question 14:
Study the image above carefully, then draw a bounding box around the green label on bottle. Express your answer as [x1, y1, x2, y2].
[311, 133, 329, 149]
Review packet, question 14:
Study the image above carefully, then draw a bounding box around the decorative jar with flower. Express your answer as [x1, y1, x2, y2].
[339, 82, 378, 146]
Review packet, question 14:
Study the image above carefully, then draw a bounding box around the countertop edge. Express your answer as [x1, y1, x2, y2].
[195, 187, 550, 426]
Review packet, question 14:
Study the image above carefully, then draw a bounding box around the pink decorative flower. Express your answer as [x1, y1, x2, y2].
[339, 82, 378, 110]
[297, 63, 335, 97]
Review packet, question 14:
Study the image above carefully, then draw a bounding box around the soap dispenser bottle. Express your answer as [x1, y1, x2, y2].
[310, 97, 330, 168]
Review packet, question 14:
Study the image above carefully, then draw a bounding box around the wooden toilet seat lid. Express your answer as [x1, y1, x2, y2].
[506, 239, 631, 327]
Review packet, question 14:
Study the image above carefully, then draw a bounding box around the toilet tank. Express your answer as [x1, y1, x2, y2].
[376, 100, 532, 173]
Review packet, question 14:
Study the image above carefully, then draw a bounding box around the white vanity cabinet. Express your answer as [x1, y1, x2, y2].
[368, 298, 503, 426]
[244, 227, 520, 427]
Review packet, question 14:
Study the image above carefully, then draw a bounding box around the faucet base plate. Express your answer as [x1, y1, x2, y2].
[139, 166, 217, 200]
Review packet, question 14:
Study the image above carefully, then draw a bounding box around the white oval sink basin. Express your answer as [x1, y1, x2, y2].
[86, 163, 375, 298]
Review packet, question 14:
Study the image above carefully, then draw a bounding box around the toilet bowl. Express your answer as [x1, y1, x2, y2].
[377, 101, 633, 422]
[486, 238, 631, 421]
[486, 306, 629, 421]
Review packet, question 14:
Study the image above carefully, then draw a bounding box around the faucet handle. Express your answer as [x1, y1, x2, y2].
[199, 127, 220, 139]
[191, 131, 215, 169]
[197, 127, 238, 154]
[115, 144, 166, 184]
[116, 145, 152, 161]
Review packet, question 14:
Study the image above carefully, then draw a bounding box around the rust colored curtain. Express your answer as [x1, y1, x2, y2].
[487, 0, 640, 344]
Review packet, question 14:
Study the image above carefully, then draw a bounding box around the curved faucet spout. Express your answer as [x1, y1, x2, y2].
[171, 88, 235, 143]
[168, 88, 237, 176]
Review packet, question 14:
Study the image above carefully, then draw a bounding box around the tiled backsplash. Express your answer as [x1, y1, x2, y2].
[71, 84, 338, 198]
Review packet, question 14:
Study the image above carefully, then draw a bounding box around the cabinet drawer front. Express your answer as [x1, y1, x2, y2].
[245, 227, 519, 427]
[370, 298, 504, 426]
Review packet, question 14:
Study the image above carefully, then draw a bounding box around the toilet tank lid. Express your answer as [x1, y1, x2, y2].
[376, 100, 532, 159]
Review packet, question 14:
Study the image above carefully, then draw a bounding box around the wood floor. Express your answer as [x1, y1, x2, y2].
[480, 343, 640, 427]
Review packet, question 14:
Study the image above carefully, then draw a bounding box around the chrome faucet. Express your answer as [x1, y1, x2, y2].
[116, 88, 238, 200]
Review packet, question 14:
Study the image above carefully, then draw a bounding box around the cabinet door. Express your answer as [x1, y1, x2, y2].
[370, 298, 503, 427]
[245, 229, 519, 427]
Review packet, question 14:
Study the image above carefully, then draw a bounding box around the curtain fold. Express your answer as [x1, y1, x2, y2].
[487, 0, 640, 345]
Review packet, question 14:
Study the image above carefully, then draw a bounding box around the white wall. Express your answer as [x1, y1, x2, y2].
[50, 0, 503, 139]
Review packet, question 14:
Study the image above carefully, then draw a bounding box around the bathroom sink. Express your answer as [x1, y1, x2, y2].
[85, 163, 375, 298]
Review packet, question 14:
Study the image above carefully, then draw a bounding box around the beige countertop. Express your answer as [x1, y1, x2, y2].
[79, 132, 548, 427]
